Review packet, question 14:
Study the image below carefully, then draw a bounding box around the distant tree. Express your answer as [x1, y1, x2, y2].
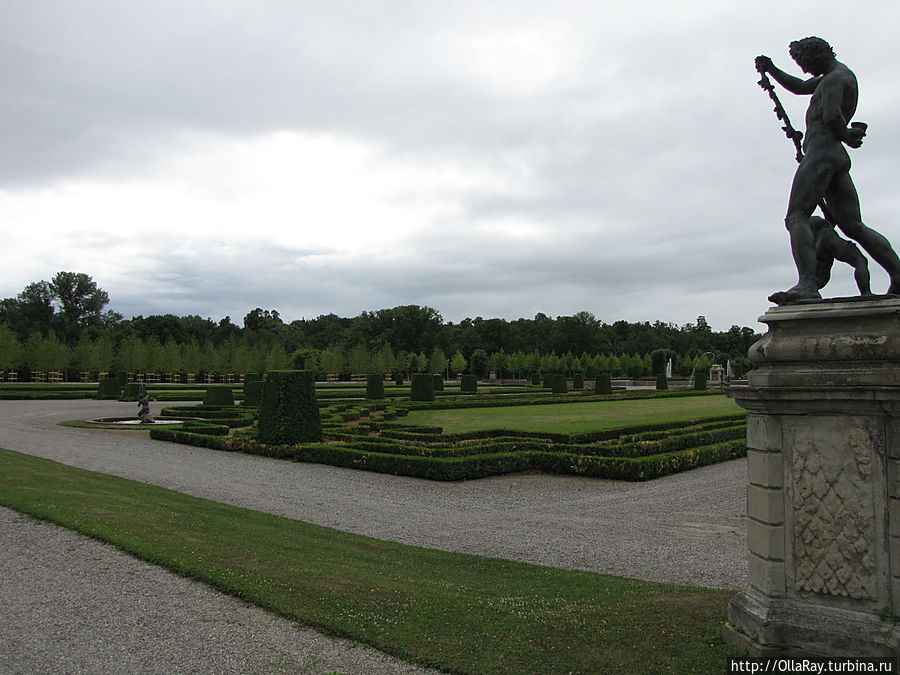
[320, 345, 344, 375]
[385, 305, 443, 353]
[508, 351, 526, 378]
[116, 334, 146, 373]
[0, 281, 55, 341]
[144, 337, 165, 373]
[49, 272, 110, 345]
[469, 348, 488, 377]
[243, 308, 283, 332]
[265, 343, 290, 372]
[160, 339, 183, 375]
[25, 333, 69, 373]
[181, 340, 202, 374]
[524, 349, 541, 376]
[348, 345, 371, 374]
[0, 324, 24, 371]
[487, 349, 507, 377]
[199, 340, 219, 374]
[429, 347, 447, 375]
[396, 351, 415, 377]
[450, 350, 467, 377]
[650, 349, 677, 375]
[373, 345, 396, 375]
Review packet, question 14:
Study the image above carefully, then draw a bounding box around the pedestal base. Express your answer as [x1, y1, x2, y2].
[727, 299, 900, 656]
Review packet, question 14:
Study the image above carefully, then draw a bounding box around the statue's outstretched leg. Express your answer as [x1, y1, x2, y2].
[828, 174, 900, 295]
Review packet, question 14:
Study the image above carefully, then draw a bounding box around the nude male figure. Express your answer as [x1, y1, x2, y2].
[756, 37, 900, 303]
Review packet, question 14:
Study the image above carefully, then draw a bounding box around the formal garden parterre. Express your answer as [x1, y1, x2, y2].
[141, 377, 746, 482]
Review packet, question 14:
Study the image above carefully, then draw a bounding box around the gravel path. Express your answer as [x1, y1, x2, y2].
[0, 398, 748, 672]
[0, 507, 439, 675]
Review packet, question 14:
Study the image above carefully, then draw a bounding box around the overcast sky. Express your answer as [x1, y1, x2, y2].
[2, 1, 899, 332]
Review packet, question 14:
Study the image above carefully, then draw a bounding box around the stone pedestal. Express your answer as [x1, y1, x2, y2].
[726, 298, 900, 656]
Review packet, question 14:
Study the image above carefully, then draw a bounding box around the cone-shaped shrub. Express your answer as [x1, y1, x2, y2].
[96, 378, 121, 400]
[366, 373, 385, 400]
[203, 386, 234, 406]
[258, 370, 322, 444]
[410, 373, 435, 401]
[573, 373, 584, 390]
[460, 374, 477, 394]
[551, 374, 568, 394]
[595, 373, 612, 394]
[392, 372, 403, 385]
[242, 380, 264, 407]
[656, 373, 668, 390]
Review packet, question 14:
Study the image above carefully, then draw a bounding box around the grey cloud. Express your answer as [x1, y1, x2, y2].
[4, 0, 900, 332]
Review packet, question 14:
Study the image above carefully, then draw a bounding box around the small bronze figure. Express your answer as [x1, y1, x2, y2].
[810, 215, 871, 296]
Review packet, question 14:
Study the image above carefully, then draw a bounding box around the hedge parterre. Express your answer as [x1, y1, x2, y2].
[151, 393, 746, 481]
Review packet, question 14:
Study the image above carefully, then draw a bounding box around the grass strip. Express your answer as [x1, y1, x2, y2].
[404, 395, 741, 434]
[0, 448, 737, 674]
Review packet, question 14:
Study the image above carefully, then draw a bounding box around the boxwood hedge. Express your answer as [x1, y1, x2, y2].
[258, 370, 322, 444]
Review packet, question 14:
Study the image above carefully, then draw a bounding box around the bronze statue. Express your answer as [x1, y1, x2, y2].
[137, 386, 155, 424]
[756, 37, 900, 303]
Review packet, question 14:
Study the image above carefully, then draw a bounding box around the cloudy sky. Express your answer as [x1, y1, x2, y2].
[2, 0, 899, 331]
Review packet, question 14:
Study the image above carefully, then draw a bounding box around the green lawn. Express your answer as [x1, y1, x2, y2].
[405, 394, 742, 434]
[0, 447, 737, 674]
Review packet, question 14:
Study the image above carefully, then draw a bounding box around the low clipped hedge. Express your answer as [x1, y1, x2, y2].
[150, 428, 746, 482]
[400, 389, 727, 413]
[160, 405, 256, 428]
[176, 421, 231, 436]
[157, 406, 746, 482]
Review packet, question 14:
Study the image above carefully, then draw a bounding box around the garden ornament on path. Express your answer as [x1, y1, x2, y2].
[755, 36, 900, 304]
[137, 385, 155, 424]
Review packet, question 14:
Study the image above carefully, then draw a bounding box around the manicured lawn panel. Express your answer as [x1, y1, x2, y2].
[404, 395, 741, 434]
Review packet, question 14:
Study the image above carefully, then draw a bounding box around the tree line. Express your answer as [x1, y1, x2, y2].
[0, 272, 761, 380]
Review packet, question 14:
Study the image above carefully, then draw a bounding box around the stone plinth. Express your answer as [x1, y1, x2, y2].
[726, 298, 900, 656]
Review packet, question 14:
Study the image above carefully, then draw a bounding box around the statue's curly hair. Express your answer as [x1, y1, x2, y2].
[789, 37, 835, 62]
